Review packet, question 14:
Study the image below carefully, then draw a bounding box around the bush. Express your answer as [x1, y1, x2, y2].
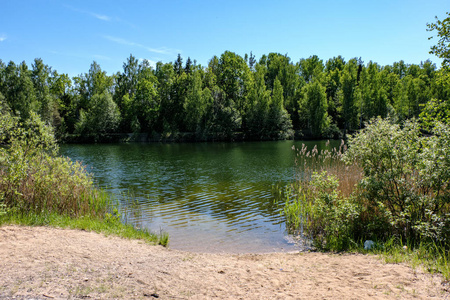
[283, 117, 450, 251]
[343, 117, 450, 245]
[0, 100, 108, 217]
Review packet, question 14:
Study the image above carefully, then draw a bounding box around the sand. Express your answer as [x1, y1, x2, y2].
[0, 225, 448, 299]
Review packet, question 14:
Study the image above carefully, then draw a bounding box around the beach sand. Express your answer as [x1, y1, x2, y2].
[0, 225, 448, 299]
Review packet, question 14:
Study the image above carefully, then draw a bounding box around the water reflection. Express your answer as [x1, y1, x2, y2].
[60, 140, 338, 253]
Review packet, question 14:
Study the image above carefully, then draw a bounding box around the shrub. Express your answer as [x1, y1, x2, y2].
[283, 117, 450, 251]
[343, 117, 450, 245]
[0, 100, 108, 217]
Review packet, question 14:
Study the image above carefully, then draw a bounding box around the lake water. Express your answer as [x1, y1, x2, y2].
[60, 140, 335, 253]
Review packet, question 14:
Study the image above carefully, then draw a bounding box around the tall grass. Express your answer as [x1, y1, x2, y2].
[1, 152, 108, 217]
[282, 140, 363, 241]
[292, 140, 362, 197]
[0, 150, 168, 246]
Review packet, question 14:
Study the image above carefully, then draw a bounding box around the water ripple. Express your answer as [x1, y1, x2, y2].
[61, 140, 339, 253]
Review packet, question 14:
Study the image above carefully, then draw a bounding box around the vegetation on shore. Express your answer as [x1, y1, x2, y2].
[0, 97, 168, 246]
[281, 117, 450, 280]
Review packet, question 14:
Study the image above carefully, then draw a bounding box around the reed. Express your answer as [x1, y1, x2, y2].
[292, 139, 363, 198]
[282, 140, 363, 248]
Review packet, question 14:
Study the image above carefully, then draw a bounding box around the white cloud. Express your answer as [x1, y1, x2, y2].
[0, 34, 7, 42]
[91, 13, 111, 21]
[103, 35, 180, 55]
[65, 5, 111, 22]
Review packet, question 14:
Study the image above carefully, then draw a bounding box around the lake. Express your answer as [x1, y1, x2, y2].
[60, 140, 336, 253]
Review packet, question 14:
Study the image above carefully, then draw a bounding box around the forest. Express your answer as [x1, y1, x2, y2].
[1, 50, 449, 142]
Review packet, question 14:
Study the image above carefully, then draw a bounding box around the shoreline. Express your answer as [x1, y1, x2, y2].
[1, 225, 447, 299]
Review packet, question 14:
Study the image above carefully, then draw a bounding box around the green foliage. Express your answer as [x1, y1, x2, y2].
[302, 80, 330, 138]
[280, 141, 363, 250]
[420, 98, 450, 130]
[203, 86, 242, 138]
[427, 12, 450, 68]
[300, 171, 360, 250]
[0, 37, 449, 141]
[0, 104, 105, 217]
[283, 116, 449, 257]
[344, 117, 450, 244]
[339, 59, 359, 132]
[267, 78, 293, 139]
[360, 62, 388, 121]
[133, 69, 159, 132]
[246, 64, 272, 138]
[217, 51, 251, 116]
[299, 55, 324, 83]
[75, 92, 121, 138]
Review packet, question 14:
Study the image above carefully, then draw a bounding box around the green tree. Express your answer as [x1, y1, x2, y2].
[344, 118, 450, 243]
[75, 92, 120, 138]
[324, 56, 345, 127]
[339, 59, 359, 134]
[260, 53, 300, 128]
[132, 67, 159, 132]
[31, 58, 60, 126]
[174, 54, 184, 76]
[155, 62, 177, 132]
[202, 85, 241, 139]
[268, 78, 293, 138]
[302, 80, 329, 138]
[2, 61, 37, 120]
[299, 55, 324, 83]
[427, 12, 450, 68]
[185, 57, 193, 74]
[392, 60, 408, 79]
[217, 51, 252, 121]
[359, 62, 388, 123]
[420, 98, 450, 130]
[49, 71, 75, 135]
[113, 54, 139, 132]
[76, 61, 113, 102]
[184, 69, 207, 132]
[246, 64, 271, 138]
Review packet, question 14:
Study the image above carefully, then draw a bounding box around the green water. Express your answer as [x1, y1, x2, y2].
[60, 140, 338, 253]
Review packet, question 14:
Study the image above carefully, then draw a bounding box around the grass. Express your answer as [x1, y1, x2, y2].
[377, 241, 450, 281]
[0, 207, 169, 246]
[344, 237, 450, 282]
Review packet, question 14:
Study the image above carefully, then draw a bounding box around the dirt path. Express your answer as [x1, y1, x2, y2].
[0, 225, 447, 299]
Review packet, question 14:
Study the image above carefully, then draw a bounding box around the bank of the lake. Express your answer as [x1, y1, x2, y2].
[1, 225, 447, 300]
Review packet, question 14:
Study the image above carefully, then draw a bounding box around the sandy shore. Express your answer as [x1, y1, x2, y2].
[0, 225, 448, 299]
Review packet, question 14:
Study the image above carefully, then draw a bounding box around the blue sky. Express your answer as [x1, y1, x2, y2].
[0, 0, 448, 77]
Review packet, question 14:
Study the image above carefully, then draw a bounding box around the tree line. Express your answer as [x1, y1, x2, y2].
[0, 51, 449, 141]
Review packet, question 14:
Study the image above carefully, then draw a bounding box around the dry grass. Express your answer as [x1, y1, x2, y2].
[292, 139, 363, 198]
